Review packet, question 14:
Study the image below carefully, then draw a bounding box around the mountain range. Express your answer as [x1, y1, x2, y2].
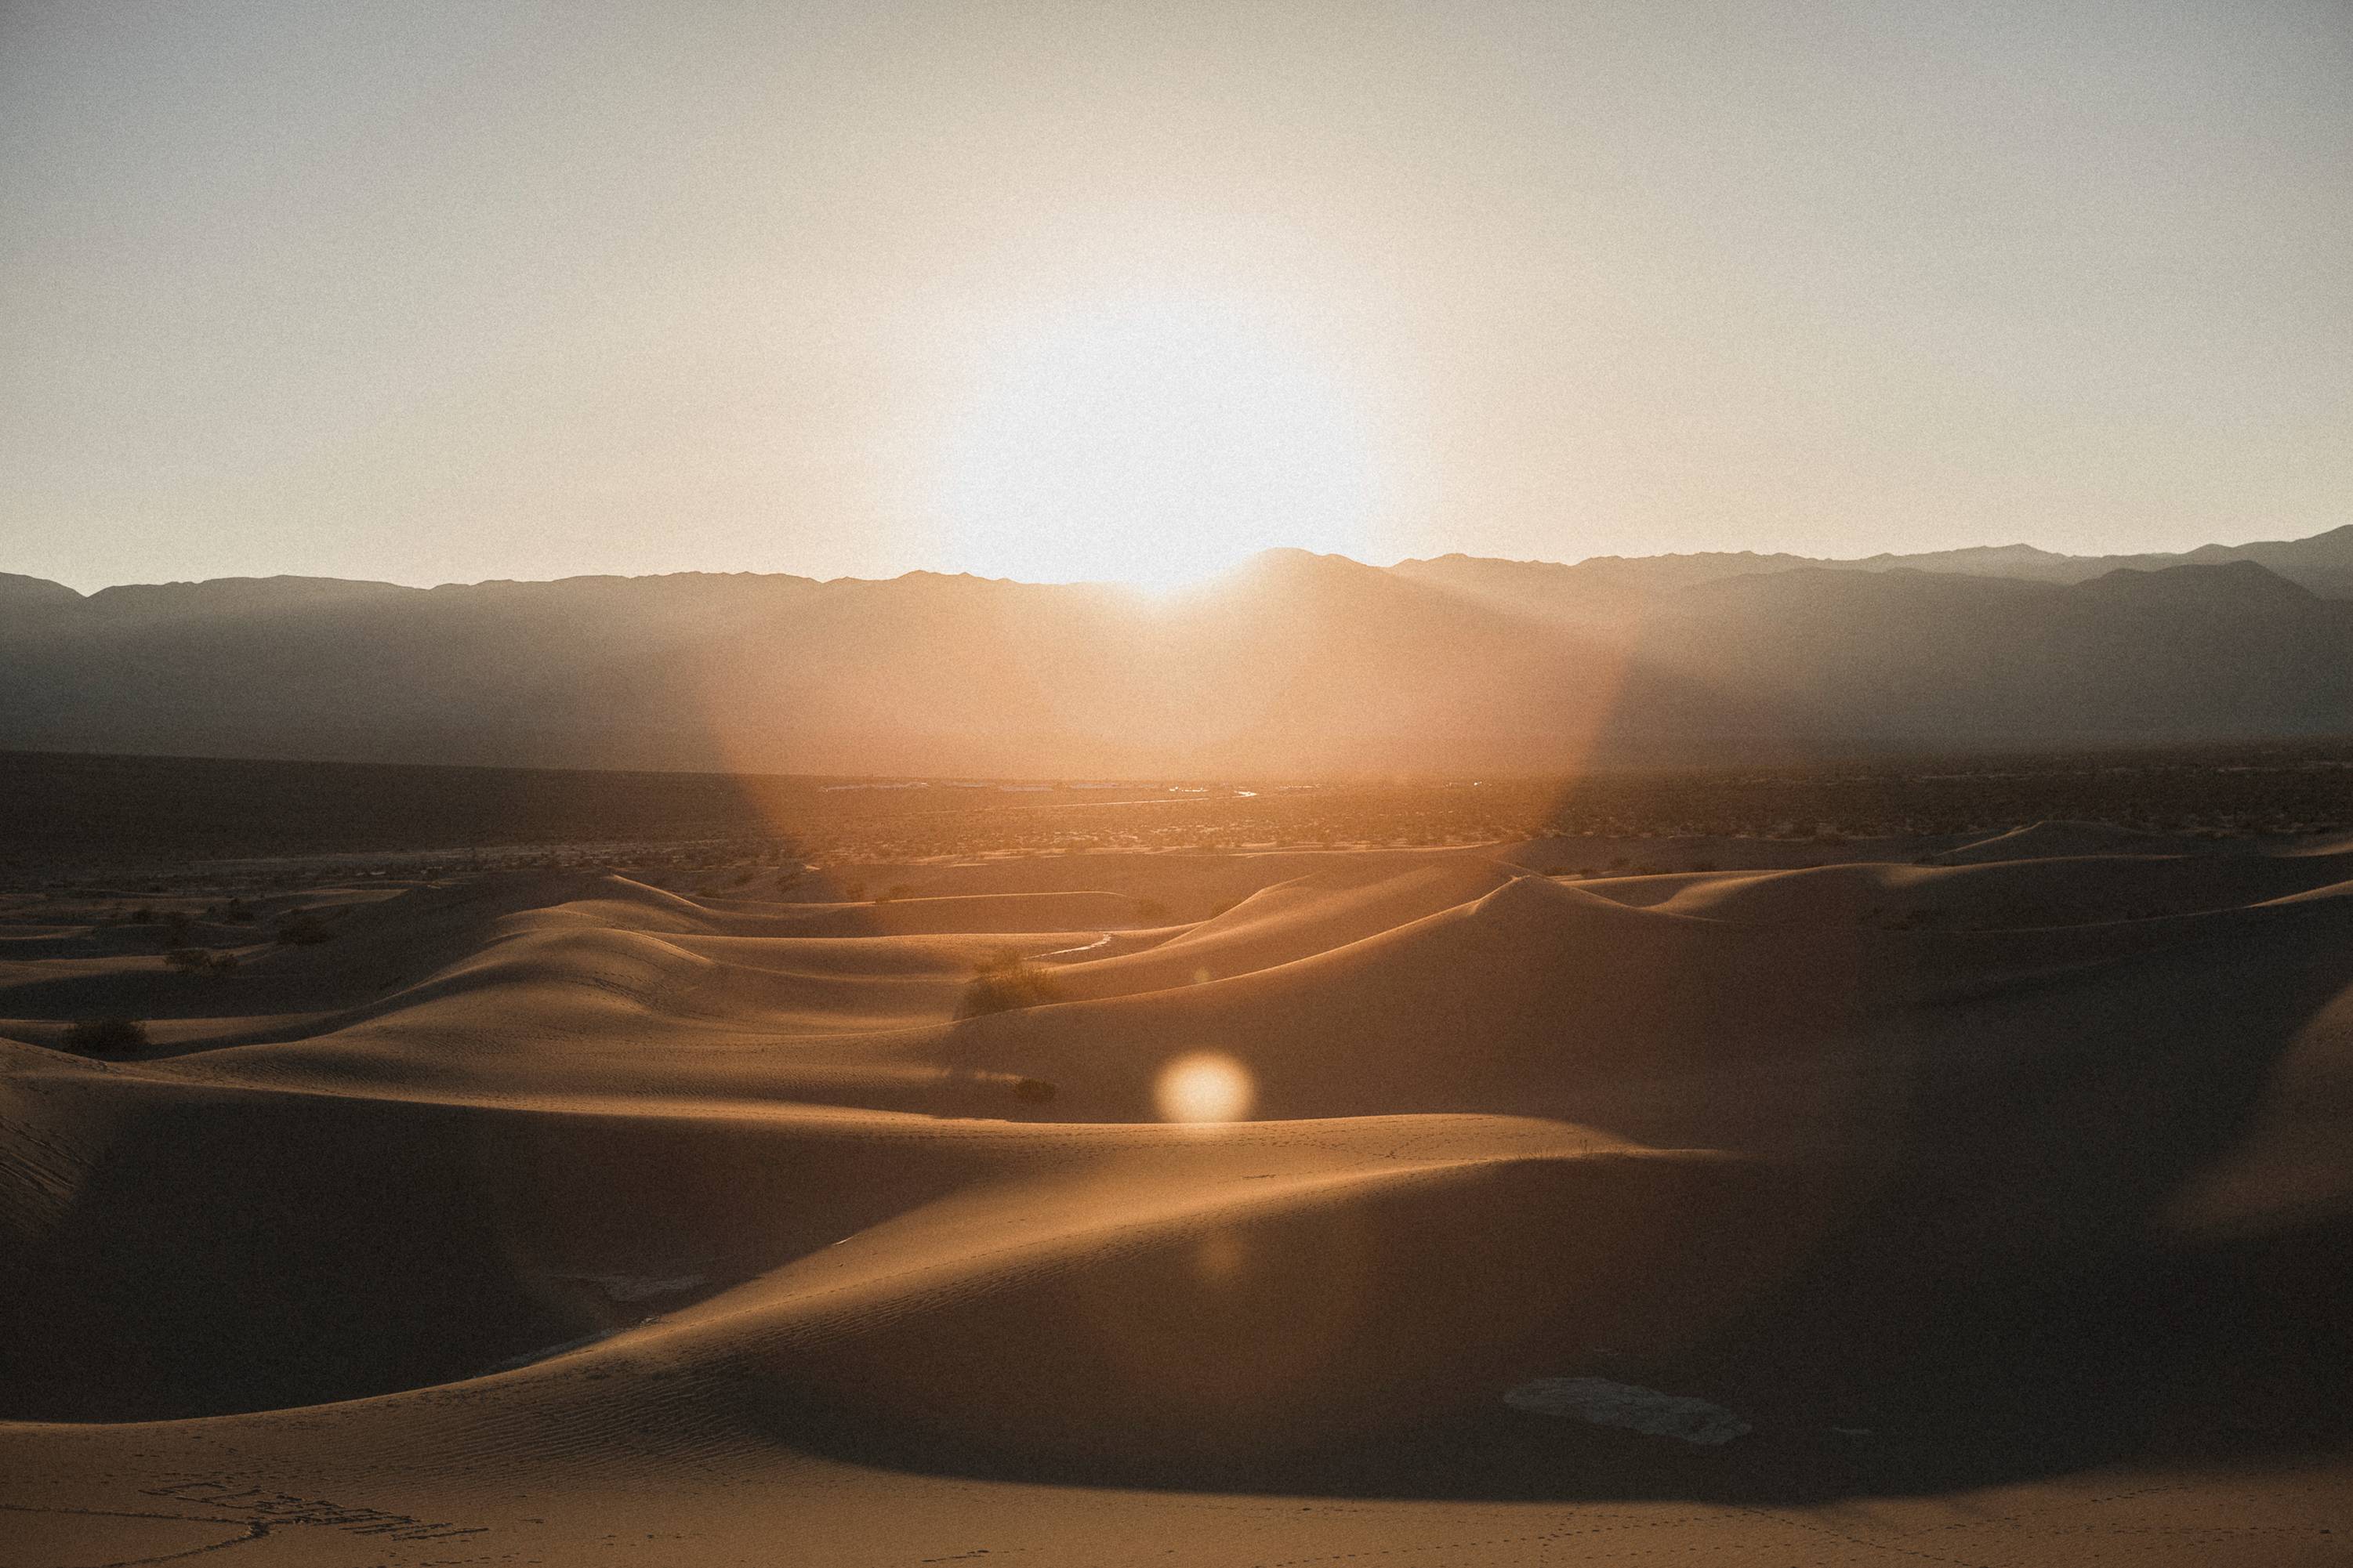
[5, 524, 2351, 777]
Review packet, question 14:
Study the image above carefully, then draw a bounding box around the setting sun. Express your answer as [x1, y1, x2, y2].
[936, 296, 1380, 591]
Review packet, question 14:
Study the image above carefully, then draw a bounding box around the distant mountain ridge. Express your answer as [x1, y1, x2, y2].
[1391, 523, 2353, 619]
[4, 526, 2350, 777]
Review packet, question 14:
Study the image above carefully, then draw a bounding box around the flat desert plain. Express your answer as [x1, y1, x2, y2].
[5, 828, 2353, 1566]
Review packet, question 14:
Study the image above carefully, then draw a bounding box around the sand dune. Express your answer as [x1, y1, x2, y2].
[5, 837, 2351, 1564]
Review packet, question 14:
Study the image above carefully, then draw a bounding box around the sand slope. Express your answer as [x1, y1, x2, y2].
[5, 838, 2352, 1564]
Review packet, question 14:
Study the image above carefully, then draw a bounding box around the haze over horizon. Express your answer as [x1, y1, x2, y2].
[7, 0, 2351, 594]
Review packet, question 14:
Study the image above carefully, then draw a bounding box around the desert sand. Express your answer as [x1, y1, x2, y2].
[5, 828, 2352, 1565]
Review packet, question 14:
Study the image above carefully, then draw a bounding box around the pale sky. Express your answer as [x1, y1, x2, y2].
[4, 0, 2349, 592]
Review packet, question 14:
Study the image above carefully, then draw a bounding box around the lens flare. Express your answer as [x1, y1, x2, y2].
[1155, 1051, 1254, 1124]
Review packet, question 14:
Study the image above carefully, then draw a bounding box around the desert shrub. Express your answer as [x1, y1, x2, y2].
[877, 882, 917, 904]
[1012, 1077, 1057, 1104]
[955, 949, 1065, 1019]
[63, 1017, 147, 1056]
[165, 947, 239, 975]
[274, 910, 332, 946]
[840, 880, 868, 901]
[127, 906, 157, 925]
[219, 898, 257, 923]
[142, 911, 195, 946]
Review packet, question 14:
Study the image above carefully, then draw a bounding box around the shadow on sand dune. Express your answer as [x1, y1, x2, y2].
[749, 1176, 2353, 1508]
[736, 906, 2353, 1504]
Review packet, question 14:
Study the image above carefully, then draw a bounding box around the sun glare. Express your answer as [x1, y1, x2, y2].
[1155, 1051, 1255, 1124]
[937, 297, 1380, 592]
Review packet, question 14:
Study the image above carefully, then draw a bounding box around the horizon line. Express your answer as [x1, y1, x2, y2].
[11, 520, 2349, 598]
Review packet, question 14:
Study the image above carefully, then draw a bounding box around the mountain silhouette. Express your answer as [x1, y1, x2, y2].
[5, 529, 2349, 775]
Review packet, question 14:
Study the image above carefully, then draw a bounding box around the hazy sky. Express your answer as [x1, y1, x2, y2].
[5, 0, 2349, 591]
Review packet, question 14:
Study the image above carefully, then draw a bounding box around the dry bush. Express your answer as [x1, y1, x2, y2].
[274, 910, 332, 946]
[63, 1017, 148, 1056]
[955, 949, 1065, 1019]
